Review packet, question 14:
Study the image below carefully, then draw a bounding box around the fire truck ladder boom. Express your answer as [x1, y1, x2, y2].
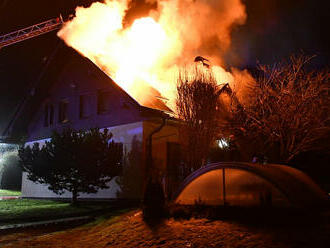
[0, 16, 64, 49]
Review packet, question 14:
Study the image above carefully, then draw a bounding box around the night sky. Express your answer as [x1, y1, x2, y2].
[0, 0, 329, 135]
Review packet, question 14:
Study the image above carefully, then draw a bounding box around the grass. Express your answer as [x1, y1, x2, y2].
[0, 199, 115, 225]
[0, 189, 21, 196]
[0, 208, 136, 247]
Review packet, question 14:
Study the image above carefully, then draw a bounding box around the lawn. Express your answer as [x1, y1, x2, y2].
[0, 199, 115, 225]
[0, 190, 21, 196]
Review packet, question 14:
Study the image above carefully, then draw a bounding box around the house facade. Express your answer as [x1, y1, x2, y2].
[18, 44, 181, 200]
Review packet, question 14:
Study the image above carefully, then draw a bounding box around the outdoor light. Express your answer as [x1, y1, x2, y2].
[217, 139, 229, 149]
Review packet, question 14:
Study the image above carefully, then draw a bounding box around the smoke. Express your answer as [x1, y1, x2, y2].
[152, 0, 246, 65]
[58, 0, 249, 108]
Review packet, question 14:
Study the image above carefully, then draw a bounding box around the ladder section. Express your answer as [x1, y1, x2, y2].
[0, 17, 64, 49]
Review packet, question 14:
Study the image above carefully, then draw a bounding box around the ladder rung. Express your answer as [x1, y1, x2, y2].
[0, 17, 63, 48]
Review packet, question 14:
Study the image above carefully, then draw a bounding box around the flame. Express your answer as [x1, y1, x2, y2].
[110, 17, 170, 99]
[58, 0, 248, 110]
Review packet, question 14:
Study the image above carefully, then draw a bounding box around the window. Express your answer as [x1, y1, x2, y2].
[97, 90, 110, 114]
[44, 104, 54, 127]
[79, 95, 90, 119]
[44, 104, 49, 127]
[59, 100, 69, 123]
[49, 104, 54, 126]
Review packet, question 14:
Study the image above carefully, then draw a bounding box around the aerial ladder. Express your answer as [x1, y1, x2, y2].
[0, 16, 64, 49]
[0, 16, 66, 141]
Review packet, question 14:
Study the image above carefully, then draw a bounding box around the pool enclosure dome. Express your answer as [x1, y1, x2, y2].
[173, 162, 328, 208]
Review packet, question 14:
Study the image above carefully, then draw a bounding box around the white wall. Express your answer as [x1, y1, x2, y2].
[21, 122, 143, 199]
[21, 172, 121, 199]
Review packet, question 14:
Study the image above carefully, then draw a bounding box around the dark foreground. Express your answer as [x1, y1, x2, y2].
[0, 209, 329, 248]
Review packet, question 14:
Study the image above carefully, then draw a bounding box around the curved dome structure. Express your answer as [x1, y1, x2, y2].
[173, 162, 328, 208]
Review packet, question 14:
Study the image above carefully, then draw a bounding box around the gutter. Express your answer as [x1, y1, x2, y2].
[145, 117, 166, 179]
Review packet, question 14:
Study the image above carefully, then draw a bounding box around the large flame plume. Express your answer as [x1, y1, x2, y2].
[58, 0, 249, 109]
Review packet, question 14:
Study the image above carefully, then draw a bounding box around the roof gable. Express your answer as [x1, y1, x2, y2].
[5, 40, 172, 142]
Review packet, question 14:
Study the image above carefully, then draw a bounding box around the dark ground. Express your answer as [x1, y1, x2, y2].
[1, 208, 329, 248]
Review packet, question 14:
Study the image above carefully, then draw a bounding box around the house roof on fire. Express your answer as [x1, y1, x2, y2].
[2, 40, 173, 142]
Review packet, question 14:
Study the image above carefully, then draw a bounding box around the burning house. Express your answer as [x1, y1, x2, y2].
[5, 42, 182, 200]
[1, 0, 328, 208]
[2, 0, 249, 200]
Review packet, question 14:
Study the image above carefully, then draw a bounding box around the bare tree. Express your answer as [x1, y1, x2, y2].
[229, 55, 330, 163]
[176, 67, 228, 171]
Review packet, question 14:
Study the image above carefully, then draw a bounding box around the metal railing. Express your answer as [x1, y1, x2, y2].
[0, 16, 64, 49]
